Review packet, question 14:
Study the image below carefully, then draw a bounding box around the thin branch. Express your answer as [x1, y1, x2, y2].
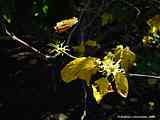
[66, 0, 90, 45]
[120, 0, 141, 17]
[4, 27, 77, 60]
[66, 21, 79, 45]
[5, 28, 47, 58]
[63, 51, 78, 59]
[128, 73, 160, 79]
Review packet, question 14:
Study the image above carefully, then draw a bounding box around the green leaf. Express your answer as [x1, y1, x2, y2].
[42, 5, 48, 15]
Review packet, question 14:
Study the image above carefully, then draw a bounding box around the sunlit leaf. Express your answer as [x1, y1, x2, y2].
[121, 47, 136, 71]
[92, 77, 113, 103]
[115, 72, 128, 98]
[61, 57, 97, 83]
[54, 17, 78, 33]
[92, 85, 103, 104]
[114, 45, 136, 71]
[103, 52, 115, 65]
[114, 45, 124, 62]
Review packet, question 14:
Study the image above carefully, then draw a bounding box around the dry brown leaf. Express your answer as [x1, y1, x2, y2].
[54, 17, 78, 33]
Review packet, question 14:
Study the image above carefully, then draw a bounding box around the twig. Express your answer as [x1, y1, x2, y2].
[120, 0, 141, 17]
[128, 73, 160, 79]
[63, 51, 78, 59]
[5, 28, 48, 57]
[66, 0, 90, 45]
[66, 20, 79, 45]
[4, 27, 77, 59]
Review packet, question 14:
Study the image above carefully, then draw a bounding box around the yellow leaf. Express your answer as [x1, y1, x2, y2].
[115, 72, 128, 98]
[92, 77, 113, 103]
[61, 57, 97, 83]
[114, 45, 136, 71]
[92, 85, 103, 104]
[114, 45, 124, 62]
[103, 52, 115, 65]
[121, 47, 136, 71]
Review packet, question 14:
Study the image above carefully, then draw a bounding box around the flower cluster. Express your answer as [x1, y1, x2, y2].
[49, 41, 70, 56]
[96, 58, 125, 77]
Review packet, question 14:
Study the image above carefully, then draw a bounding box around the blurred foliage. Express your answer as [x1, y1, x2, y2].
[101, 13, 113, 26]
[143, 15, 160, 47]
[72, 40, 99, 57]
[0, 0, 15, 14]
[32, 0, 48, 17]
[147, 15, 160, 34]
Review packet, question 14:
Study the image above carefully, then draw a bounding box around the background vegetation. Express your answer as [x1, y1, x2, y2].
[0, 0, 160, 119]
